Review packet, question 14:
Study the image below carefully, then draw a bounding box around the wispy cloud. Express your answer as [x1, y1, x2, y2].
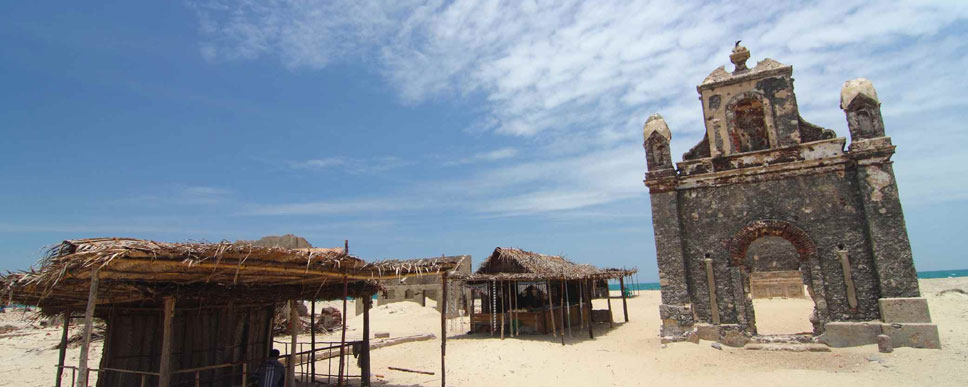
[113, 185, 233, 207]
[193, 0, 968, 213]
[241, 197, 431, 216]
[288, 156, 412, 174]
[445, 147, 518, 165]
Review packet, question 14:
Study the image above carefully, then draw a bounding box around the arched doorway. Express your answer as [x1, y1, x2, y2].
[745, 236, 814, 334]
[729, 220, 828, 336]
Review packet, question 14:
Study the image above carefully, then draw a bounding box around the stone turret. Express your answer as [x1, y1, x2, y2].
[643, 114, 673, 171]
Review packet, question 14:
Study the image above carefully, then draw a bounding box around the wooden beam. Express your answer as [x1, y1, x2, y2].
[606, 283, 614, 328]
[159, 296, 176, 387]
[55, 311, 70, 387]
[361, 296, 371, 387]
[619, 277, 629, 323]
[287, 300, 298, 387]
[310, 298, 316, 381]
[337, 276, 348, 387]
[77, 266, 100, 387]
[440, 272, 448, 387]
[704, 259, 719, 325]
[545, 281, 556, 337]
[558, 281, 565, 346]
[585, 280, 594, 339]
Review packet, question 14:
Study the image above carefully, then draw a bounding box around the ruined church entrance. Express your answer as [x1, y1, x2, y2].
[729, 220, 827, 336]
[745, 236, 815, 335]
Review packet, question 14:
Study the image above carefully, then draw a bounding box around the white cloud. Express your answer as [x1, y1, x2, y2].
[445, 147, 519, 165]
[193, 0, 968, 214]
[288, 156, 411, 174]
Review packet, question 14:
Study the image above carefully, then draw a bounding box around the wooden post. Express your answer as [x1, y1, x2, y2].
[158, 296, 175, 387]
[585, 280, 594, 339]
[508, 281, 515, 337]
[578, 280, 585, 328]
[361, 296, 371, 387]
[55, 311, 70, 387]
[564, 281, 571, 337]
[704, 259, 720, 325]
[337, 276, 348, 387]
[468, 290, 475, 333]
[77, 267, 100, 387]
[619, 277, 629, 323]
[545, 281, 556, 337]
[606, 283, 614, 328]
[499, 281, 505, 340]
[287, 300, 298, 387]
[837, 249, 859, 309]
[558, 281, 565, 346]
[310, 299, 316, 382]
[440, 273, 448, 387]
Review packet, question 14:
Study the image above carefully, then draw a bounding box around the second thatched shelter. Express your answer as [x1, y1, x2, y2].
[459, 247, 636, 340]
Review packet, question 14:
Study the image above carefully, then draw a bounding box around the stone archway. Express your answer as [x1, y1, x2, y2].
[728, 220, 829, 335]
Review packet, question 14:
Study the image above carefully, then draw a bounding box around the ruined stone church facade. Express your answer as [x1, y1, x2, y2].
[642, 45, 939, 348]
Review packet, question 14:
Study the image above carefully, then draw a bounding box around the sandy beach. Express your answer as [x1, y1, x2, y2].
[1, 277, 965, 387]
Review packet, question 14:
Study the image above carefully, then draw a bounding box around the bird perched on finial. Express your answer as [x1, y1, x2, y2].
[729, 41, 750, 72]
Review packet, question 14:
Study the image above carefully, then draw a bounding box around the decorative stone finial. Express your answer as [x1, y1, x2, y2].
[643, 113, 672, 142]
[730, 41, 750, 73]
[840, 78, 880, 110]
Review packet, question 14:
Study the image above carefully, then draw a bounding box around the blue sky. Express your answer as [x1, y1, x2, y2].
[1, 1, 966, 280]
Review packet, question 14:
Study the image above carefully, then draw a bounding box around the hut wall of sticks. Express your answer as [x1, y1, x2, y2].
[2, 238, 462, 387]
[457, 247, 636, 340]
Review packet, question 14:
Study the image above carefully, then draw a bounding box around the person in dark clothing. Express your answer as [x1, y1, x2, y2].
[254, 349, 285, 387]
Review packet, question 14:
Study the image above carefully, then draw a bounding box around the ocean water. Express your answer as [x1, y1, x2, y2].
[607, 269, 968, 292]
[917, 269, 968, 279]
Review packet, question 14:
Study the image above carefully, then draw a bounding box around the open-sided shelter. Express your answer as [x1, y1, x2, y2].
[459, 247, 636, 341]
[2, 238, 462, 387]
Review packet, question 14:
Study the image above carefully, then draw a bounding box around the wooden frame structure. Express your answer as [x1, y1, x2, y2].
[2, 238, 462, 387]
[459, 247, 636, 341]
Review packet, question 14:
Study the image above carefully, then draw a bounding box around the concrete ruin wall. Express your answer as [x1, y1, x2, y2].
[642, 45, 936, 347]
[356, 255, 472, 318]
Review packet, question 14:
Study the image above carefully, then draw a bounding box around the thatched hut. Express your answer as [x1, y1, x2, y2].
[458, 247, 636, 340]
[2, 238, 462, 387]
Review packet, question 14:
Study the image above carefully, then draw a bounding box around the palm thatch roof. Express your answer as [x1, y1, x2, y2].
[458, 247, 636, 281]
[1, 237, 463, 313]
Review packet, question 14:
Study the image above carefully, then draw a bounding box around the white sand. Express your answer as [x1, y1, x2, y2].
[2, 278, 967, 386]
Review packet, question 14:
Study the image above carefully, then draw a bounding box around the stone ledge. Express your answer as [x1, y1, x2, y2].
[879, 297, 932, 323]
[819, 321, 881, 347]
[881, 323, 941, 349]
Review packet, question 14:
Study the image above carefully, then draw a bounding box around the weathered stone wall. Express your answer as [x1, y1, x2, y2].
[746, 236, 800, 272]
[676, 169, 881, 326]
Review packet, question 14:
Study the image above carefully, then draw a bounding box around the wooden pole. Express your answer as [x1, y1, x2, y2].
[361, 296, 371, 387]
[545, 281, 556, 337]
[440, 273, 448, 387]
[158, 296, 175, 387]
[564, 281, 571, 337]
[508, 281, 515, 337]
[606, 282, 614, 328]
[77, 266, 100, 387]
[619, 277, 629, 323]
[310, 298, 316, 382]
[468, 290, 475, 333]
[558, 281, 565, 346]
[337, 276, 348, 387]
[55, 311, 70, 387]
[578, 280, 585, 329]
[585, 280, 594, 339]
[499, 281, 505, 340]
[287, 300, 298, 387]
[490, 280, 495, 336]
